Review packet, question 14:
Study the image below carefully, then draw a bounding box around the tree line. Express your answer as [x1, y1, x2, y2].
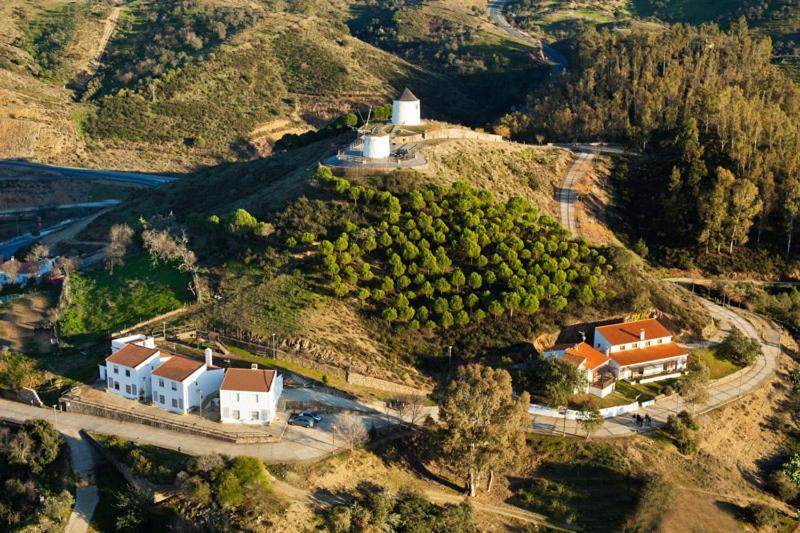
[501, 21, 800, 262]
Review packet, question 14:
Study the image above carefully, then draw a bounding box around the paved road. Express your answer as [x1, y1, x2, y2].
[531, 297, 781, 438]
[0, 218, 76, 258]
[0, 160, 175, 186]
[0, 199, 121, 216]
[0, 397, 389, 464]
[63, 429, 100, 533]
[487, 0, 568, 69]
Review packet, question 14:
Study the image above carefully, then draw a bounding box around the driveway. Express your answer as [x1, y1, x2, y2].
[62, 429, 100, 533]
[487, 0, 568, 69]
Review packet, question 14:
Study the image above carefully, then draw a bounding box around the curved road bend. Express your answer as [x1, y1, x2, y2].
[487, 0, 568, 69]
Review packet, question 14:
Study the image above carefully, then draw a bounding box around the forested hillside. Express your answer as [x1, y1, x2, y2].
[502, 22, 800, 273]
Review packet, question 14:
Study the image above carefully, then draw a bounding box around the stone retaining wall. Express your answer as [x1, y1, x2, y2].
[61, 396, 276, 444]
[346, 372, 430, 396]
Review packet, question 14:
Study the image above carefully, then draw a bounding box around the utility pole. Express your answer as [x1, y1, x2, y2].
[447, 345, 453, 379]
[272, 333, 277, 358]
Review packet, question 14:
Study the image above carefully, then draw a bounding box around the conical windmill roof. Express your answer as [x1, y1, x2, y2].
[396, 88, 419, 102]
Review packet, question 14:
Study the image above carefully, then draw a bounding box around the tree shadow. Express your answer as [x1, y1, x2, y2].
[508, 462, 640, 532]
[371, 435, 464, 493]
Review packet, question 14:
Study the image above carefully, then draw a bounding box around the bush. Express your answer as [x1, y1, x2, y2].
[767, 470, 799, 502]
[664, 414, 699, 454]
[746, 502, 779, 527]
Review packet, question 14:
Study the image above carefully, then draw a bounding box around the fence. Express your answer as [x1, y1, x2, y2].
[529, 400, 642, 420]
[60, 394, 277, 444]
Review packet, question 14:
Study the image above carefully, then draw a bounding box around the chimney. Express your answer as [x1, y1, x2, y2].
[251, 363, 259, 370]
[639, 328, 645, 341]
[605, 346, 610, 356]
[579, 331, 586, 342]
[204, 348, 213, 367]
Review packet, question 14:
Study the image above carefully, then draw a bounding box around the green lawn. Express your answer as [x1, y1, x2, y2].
[59, 255, 190, 342]
[691, 348, 739, 380]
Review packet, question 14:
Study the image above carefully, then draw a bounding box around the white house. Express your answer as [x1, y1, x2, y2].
[391, 88, 421, 126]
[593, 318, 688, 382]
[545, 317, 689, 397]
[103, 341, 162, 401]
[0, 258, 55, 286]
[151, 348, 224, 415]
[219, 366, 283, 425]
[544, 342, 615, 397]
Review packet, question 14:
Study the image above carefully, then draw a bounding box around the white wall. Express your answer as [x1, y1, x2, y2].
[220, 374, 283, 425]
[106, 354, 160, 401]
[111, 335, 155, 353]
[152, 366, 223, 415]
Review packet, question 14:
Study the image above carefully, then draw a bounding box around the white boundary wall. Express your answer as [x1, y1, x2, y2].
[529, 401, 641, 420]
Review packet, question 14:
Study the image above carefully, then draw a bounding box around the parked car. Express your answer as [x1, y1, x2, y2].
[288, 414, 315, 428]
[299, 410, 322, 422]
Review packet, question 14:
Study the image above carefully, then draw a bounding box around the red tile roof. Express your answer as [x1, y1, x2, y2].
[220, 368, 276, 393]
[564, 342, 610, 370]
[560, 352, 586, 367]
[609, 342, 688, 367]
[152, 355, 204, 382]
[595, 318, 672, 346]
[106, 344, 159, 368]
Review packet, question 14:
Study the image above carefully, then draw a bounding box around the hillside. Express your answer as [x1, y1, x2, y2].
[0, 0, 553, 172]
[71, 134, 710, 385]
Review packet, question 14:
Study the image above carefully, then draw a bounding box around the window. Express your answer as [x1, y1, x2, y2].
[125, 385, 131, 394]
[114, 382, 120, 391]
[236, 393, 240, 402]
[645, 341, 651, 346]
[171, 382, 177, 391]
[251, 411, 260, 421]
[132, 385, 137, 395]
[158, 379, 164, 387]
[179, 398, 183, 409]
[159, 394, 165, 404]
[113, 365, 119, 374]
[107, 377, 113, 388]
[125, 369, 130, 377]
[172, 398, 178, 408]
[233, 410, 241, 420]
[254, 393, 259, 403]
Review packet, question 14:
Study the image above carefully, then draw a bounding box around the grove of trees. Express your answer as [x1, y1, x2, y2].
[299, 168, 610, 332]
[0, 420, 73, 530]
[503, 21, 800, 264]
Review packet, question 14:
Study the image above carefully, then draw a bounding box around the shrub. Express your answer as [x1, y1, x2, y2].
[664, 414, 699, 454]
[767, 470, 799, 502]
[746, 503, 779, 527]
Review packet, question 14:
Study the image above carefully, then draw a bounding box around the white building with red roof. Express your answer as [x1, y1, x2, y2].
[594, 318, 688, 382]
[219, 365, 283, 425]
[151, 348, 224, 415]
[102, 335, 162, 401]
[545, 317, 689, 397]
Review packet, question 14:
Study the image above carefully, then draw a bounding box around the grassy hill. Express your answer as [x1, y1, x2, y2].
[74, 134, 709, 384]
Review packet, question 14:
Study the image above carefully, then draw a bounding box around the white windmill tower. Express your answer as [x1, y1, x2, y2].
[391, 88, 421, 126]
[356, 107, 391, 159]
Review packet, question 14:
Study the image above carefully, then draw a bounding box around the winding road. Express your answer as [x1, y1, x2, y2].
[487, 0, 568, 69]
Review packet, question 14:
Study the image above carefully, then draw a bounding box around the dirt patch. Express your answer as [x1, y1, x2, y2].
[574, 154, 622, 246]
[0, 292, 54, 354]
[422, 140, 572, 217]
[248, 118, 311, 157]
[658, 489, 744, 532]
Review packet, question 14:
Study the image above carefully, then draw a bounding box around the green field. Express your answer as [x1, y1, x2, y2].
[59, 254, 190, 342]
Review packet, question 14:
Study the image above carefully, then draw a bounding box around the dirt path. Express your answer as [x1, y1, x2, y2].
[72, 6, 121, 91]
